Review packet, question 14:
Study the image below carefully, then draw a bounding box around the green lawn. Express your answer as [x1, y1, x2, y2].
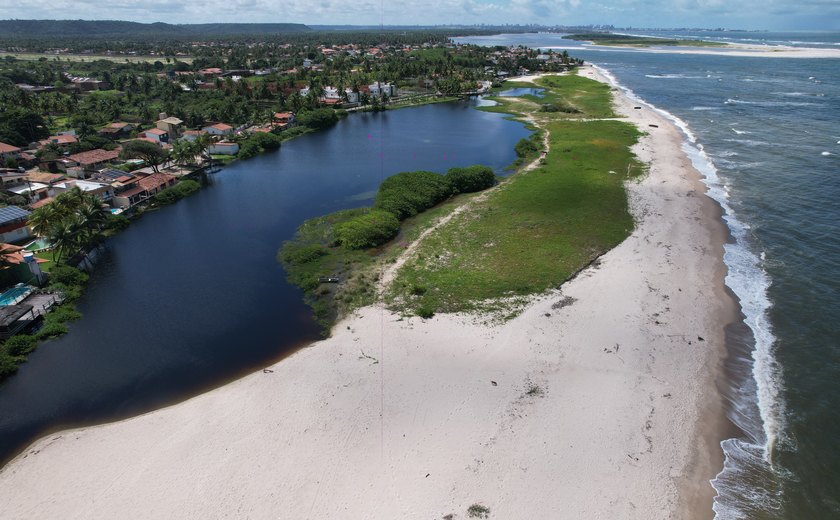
[386, 72, 644, 317]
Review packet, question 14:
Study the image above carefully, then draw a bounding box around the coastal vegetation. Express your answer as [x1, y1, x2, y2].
[564, 33, 726, 47]
[278, 72, 644, 327]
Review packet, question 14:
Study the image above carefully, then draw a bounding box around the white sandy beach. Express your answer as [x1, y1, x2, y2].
[0, 67, 737, 519]
[549, 42, 840, 59]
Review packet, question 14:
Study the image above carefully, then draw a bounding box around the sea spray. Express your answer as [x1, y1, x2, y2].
[592, 64, 787, 518]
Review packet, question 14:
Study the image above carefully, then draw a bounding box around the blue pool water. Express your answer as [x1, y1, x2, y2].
[0, 286, 31, 306]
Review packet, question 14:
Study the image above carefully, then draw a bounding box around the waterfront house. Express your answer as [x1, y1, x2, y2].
[181, 130, 208, 142]
[368, 82, 397, 98]
[202, 123, 234, 136]
[6, 182, 49, 203]
[52, 179, 115, 204]
[0, 304, 36, 340]
[111, 172, 176, 208]
[0, 206, 33, 244]
[272, 112, 295, 129]
[0, 243, 48, 284]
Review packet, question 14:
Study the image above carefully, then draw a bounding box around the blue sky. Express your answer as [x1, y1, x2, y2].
[3, 0, 839, 30]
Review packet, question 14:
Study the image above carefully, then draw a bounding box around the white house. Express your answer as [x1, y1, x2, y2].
[202, 123, 234, 136]
[323, 86, 340, 99]
[344, 89, 360, 104]
[299, 86, 310, 96]
[143, 128, 169, 143]
[369, 82, 397, 98]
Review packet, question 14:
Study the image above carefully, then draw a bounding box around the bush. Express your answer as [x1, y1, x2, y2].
[335, 209, 400, 250]
[153, 179, 200, 205]
[238, 132, 283, 160]
[514, 137, 539, 158]
[296, 108, 339, 129]
[445, 165, 496, 193]
[0, 350, 19, 379]
[3, 335, 37, 357]
[279, 243, 328, 266]
[49, 265, 88, 286]
[47, 282, 83, 301]
[539, 102, 580, 113]
[48, 305, 82, 324]
[105, 214, 130, 232]
[416, 305, 435, 319]
[35, 321, 68, 340]
[374, 170, 454, 220]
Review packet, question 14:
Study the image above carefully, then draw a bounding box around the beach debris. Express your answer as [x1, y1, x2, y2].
[649, 124, 659, 128]
[359, 350, 379, 364]
[467, 503, 491, 518]
[552, 295, 577, 309]
[425, 473, 430, 478]
[663, 393, 672, 398]
[262, 368, 274, 373]
[634, 106, 642, 109]
[491, 380, 498, 386]
[697, 336, 705, 342]
[544, 312, 551, 317]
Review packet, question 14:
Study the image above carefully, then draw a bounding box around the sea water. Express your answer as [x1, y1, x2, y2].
[456, 32, 840, 519]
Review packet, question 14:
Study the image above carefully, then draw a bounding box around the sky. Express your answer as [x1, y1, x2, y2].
[1, 0, 838, 31]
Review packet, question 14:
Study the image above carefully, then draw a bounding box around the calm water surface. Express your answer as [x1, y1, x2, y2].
[0, 101, 530, 465]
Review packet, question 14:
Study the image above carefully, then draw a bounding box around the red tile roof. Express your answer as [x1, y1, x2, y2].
[145, 128, 168, 136]
[0, 142, 21, 154]
[67, 149, 120, 166]
[137, 173, 175, 191]
[39, 134, 78, 146]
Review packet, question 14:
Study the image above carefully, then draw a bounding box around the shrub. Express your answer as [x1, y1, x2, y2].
[416, 305, 435, 319]
[238, 131, 283, 160]
[444, 165, 496, 193]
[153, 180, 200, 205]
[49, 265, 88, 286]
[3, 335, 37, 357]
[539, 102, 580, 113]
[35, 321, 68, 340]
[335, 209, 400, 250]
[467, 504, 490, 518]
[514, 137, 539, 158]
[47, 282, 83, 301]
[374, 170, 454, 220]
[105, 214, 130, 232]
[48, 305, 82, 324]
[279, 243, 328, 266]
[296, 108, 339, 129]
[0, 350, 19, 379]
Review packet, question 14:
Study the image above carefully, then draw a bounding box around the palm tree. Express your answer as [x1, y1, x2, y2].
[171, 139, 199, 167]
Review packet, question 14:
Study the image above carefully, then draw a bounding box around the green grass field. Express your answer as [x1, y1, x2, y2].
[386, 73, 644, 317]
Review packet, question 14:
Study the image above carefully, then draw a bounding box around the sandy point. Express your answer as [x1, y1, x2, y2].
[0, 66, 737, 520]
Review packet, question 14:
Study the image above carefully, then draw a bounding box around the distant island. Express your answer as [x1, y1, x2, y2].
[564, 33, 727, 47]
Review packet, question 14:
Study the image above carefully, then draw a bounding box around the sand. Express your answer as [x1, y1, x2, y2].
[0, 67, 737, 519]
[547, 42, 840, 59]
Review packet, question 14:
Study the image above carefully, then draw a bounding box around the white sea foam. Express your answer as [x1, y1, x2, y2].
[821, 151, 832, 156]
[731, 128, 750, 135]
[592, 63, 786, 520]
[725, 98, 818, 107]
[692, 106, 718, 111]
[645, 73, 706, 79]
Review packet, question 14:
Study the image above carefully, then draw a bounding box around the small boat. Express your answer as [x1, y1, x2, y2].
[318, 277, 340, 283]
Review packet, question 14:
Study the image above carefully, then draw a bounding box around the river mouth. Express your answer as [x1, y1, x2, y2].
[0, 100, 532, 467]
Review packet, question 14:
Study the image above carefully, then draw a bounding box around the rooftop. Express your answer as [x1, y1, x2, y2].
[67, 149, 120, 166]
[0, 206, 30, 226]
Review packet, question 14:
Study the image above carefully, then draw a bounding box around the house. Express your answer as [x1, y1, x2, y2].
[156, 116, 184, 138]
[0, 169, 28, 188]
[0, 243, 48, 284]
[323, 86, 340, 99]
[0, 142, 21, 161]
[181, 130, 208, 142]
[208, 141, 239, 155]
[143, 128, 169, 143]
[344, 89, 360, 104]
[202, 123, 234, 136]
[6, 182, 49, 202]
[0, 206, 33, 244]
[272, 112, 295, 129]
[26, 171, 66, 186]
[65, 149, 121, 175]
[38, 134, 78, 149]
[198, 68, 223, 77]
[52, 179, 114, 203]
[369, 82, 397, 98]
[98, 122, 134, 138]
[111, 173, 176, 208]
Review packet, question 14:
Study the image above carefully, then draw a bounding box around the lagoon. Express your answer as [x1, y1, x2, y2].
[0, 100, 531, 465]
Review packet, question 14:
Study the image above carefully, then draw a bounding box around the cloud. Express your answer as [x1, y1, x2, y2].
[1, 0, 837, 29]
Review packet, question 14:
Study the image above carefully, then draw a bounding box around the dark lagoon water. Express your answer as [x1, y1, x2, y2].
[457, 31, 840, 520]
[0, 101, 530, 466]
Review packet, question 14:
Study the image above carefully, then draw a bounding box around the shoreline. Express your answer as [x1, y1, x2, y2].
[0, 68, 737, 519]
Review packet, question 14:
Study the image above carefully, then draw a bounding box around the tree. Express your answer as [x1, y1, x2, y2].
[171, 139, 199, 166]
[121, 140, 169, 173]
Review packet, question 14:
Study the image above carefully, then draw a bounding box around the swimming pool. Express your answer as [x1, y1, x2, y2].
[24, 238, 52, 252]
[0, 285, 32, 306]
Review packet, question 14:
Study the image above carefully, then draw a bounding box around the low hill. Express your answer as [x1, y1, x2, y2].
[0, 20, 312, 39]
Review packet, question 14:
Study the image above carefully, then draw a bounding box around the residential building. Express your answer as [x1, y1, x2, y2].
[38, 134, 79, 149]
[272, 112, 295, 129]
[112, 173, 176, 208]
[0, 206, 33, 244]
[156, 116, 184, 138]
[64, 149, 121, 175]
[369, 82, 397, 98]
[143, 128, 169, 143]
[202, 123, 234, 136]
[181, 130, 208, 142]
[0, 142, 21, 161]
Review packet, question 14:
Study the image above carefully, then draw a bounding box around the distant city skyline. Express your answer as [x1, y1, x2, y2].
[2, 0, 838, 31]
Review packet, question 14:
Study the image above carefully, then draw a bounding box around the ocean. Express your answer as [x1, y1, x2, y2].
[455, 32, 840, 520]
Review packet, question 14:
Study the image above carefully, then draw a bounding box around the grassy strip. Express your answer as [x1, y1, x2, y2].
[385, 73, 644, 319]
[564, 33, 727, 48]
